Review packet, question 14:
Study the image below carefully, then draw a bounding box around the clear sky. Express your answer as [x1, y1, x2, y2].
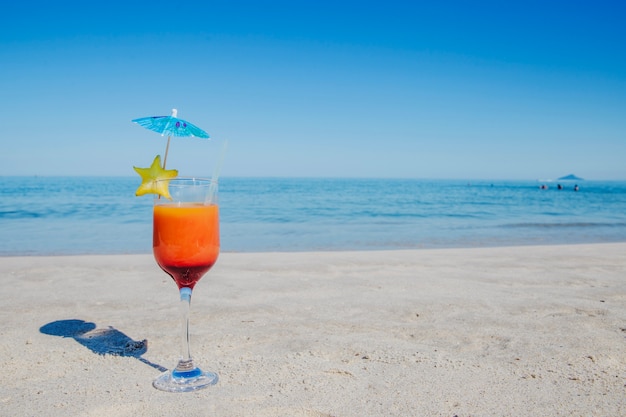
[1, 0, 625, 179]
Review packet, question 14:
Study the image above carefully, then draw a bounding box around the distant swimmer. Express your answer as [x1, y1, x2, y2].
[540, 184, 548, 190]
[574, 184, 579, 191]
[557, 184, 563, 190]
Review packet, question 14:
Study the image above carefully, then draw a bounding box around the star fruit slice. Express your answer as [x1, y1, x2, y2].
[133, 155, 178, 200]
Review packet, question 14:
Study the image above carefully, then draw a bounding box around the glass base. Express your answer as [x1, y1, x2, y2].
[153, 367, 218, 392]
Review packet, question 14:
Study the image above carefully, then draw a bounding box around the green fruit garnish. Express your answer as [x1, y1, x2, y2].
[133, 155, 178, 200]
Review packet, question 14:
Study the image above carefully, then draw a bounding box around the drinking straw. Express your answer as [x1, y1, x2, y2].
[208, 139, 228, 204]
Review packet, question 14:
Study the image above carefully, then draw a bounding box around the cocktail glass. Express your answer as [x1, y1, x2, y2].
[152, 177, 220, 392]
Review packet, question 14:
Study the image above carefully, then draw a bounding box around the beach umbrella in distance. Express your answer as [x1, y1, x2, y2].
[132, 109, 210, 168]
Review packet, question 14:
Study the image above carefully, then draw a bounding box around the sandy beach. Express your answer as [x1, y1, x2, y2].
[0, 243, 624, 416]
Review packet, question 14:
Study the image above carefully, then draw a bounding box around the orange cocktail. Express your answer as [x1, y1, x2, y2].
[153, 203, 219, 290]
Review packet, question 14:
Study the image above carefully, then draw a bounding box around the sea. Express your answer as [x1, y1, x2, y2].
[1, 176, 626, 256]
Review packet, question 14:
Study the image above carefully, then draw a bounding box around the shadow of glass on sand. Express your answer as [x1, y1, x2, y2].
[40, 319, 166, 372]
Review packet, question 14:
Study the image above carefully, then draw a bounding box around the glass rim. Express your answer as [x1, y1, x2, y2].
[156, 177, 216, 185]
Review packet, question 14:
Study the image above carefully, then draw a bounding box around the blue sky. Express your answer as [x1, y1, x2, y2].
[1, 1, 625, 179]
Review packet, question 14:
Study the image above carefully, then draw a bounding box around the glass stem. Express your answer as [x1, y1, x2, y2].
[176, 287, 195, 372]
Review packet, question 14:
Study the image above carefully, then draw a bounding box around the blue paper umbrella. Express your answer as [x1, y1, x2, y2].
[132, 109, 209, 167]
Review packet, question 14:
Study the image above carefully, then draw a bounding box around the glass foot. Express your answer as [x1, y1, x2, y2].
[153, 367, 218, 392]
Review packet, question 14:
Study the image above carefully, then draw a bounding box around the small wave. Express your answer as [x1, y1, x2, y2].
[0, 210, 42, 219]
[502, 221, 626, 229]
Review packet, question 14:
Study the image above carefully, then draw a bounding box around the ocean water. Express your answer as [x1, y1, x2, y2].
[1, 176, 625, 256]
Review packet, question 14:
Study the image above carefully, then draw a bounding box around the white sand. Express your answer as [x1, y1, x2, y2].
[0, 243, 625, 416]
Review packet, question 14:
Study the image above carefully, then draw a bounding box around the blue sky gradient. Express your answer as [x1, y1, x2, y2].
[1, 1, 625, 179]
